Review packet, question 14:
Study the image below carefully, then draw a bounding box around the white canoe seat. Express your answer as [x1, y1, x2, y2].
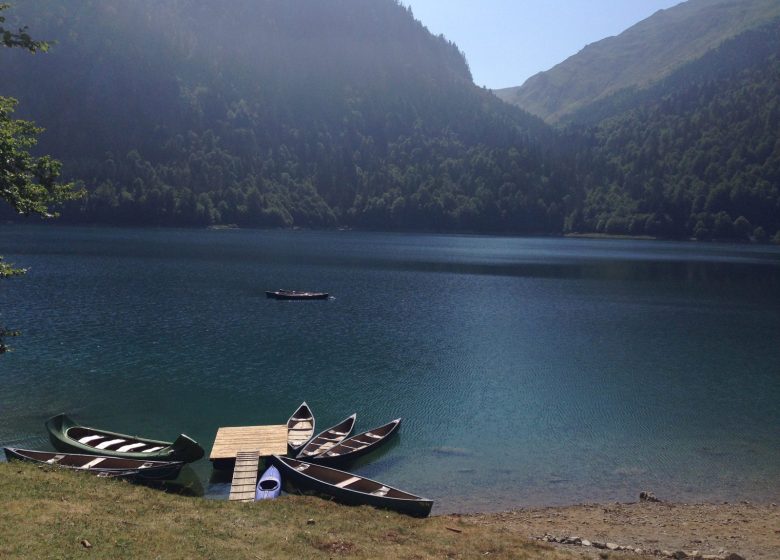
[142, 446, 164, 453]
[364, 432, 382, 439]
[46, 455, 66, 464]
[330, 431, 347, 436]
[372, 486, 390, 497]
[116, 442, 147, 453]
[290, 421, 312, 429]
[78, 435, 105, 444]
[289, 428, 312, 433]
[140, 462, 154, 468]
[81, 457, 106, 469]
[295, 463, 310, 472]
[95, 439, 126, 450]
[334, 476, 361, 488]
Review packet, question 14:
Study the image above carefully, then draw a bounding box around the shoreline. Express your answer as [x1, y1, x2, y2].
[467, 500, 778, 559]
[2, 464, 777, 559]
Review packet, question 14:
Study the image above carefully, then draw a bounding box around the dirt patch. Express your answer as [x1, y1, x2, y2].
[313, 539, 357, 555]
[464, 501, 780, 560]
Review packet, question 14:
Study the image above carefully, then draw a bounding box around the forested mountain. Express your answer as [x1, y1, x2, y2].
[495, 0, 780, 123]
[570, 20, 780, 240]
[0, 0, 779, 242]
[0, 0, 567, 233]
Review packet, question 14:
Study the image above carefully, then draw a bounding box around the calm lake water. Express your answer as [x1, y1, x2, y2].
[1, 225, 779, 512]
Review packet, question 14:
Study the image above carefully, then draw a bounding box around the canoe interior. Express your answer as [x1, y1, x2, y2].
[318, 419, 399, 459]
[287, 403, 315, 448]
[6, 448, 181, 472]
[297, 414, 355, 458]
[282, 457, 421, 501]
[65, 426, 170, 454]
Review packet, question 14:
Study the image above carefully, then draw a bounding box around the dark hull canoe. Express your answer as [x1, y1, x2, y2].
[255, 465, 282, 500]
[307, 418, 401, 467]
[295, 414, 356, 459]
[4, 447, 185, 480]
[287, 402, 315, 454]
[45, 414, 204, 463]
[270, 456, 433, 517]
[266, 290, 329, 300]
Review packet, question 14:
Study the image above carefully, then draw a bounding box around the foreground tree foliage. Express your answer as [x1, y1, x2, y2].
[1, 3, 81, 353]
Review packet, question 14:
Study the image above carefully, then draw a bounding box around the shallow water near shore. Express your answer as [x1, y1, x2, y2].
[1, 225, 779, 513]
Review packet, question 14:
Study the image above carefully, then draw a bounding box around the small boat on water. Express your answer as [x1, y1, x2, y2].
[255, 465, 282, 500]
[45, 413, 205, 463]
[266, 290, 330, 300]
[296, 414, 356, 459]
[270, 456, 433, 517]
[3, 447, 185, 480]
[307, 418, 401, 467]
[287, 402, 315, 454]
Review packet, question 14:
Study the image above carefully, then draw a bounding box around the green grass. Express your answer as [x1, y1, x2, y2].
[0, 462, 577, 559]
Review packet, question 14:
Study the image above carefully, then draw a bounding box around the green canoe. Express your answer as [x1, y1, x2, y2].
[45, 413, 204, 463]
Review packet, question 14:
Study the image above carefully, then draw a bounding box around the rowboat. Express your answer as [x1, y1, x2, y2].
[287, 402, 315, 454]
[270, 456, 433, 517]
[255, 464, 282, 500]
[307, 418, 401, 467]
[266, 290, 329, 300]
[3, 447, 185, 480]
[296, 414, 356, 459]
[45, 413, 205, 463]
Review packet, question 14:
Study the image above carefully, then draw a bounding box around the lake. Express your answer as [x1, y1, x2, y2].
[1, 225, 779, 513]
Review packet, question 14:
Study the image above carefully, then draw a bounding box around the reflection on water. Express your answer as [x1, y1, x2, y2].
[1, 225, 779, 512]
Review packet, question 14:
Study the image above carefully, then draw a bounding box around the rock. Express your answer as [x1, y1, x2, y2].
[581, 539, 592, 547]
[592, 541, 606, 549]
[606, 543, 620, 551]
[688, 551, 701, 559]
[662, 551, 673, 558]
[306, 519, 315, 525]
[672, 551, 688, 559]
[634, 549, 644, 555]
[640, 491, 662, 502]
[722, 554, 745, 560]
[80, 540, 92, 549]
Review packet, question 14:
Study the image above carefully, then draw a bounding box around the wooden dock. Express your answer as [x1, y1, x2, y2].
[211, 424, 288, 502]
[228, 451, 260, 502]
[210, 424, 288, 461]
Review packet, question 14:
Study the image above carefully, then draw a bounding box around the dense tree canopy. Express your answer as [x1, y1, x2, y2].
[0, 0, 777, 243]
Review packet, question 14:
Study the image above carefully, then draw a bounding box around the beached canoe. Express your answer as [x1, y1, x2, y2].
[287, 402, 316, 454]
[3, 447, 185, 480]
[270, 456, 433, 517]
[307, 418, 401, 467]
[255, 464, 282, 500]
[266, 290, 329, 300]
[295, 414, 356, 459]
[45, 413, 205, 463]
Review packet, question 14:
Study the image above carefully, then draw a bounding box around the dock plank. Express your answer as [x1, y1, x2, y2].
[210, 424, 288, 460]
[229, 450, 261, 502]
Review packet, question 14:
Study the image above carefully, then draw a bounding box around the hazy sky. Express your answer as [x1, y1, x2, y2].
[404, 0, 684, 89]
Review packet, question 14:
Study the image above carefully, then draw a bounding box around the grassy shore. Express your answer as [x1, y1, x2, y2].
[0, 463, 574, 560]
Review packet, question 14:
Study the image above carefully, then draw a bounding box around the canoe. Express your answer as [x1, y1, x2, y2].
[307, 418, 401, 467]
[270, 455, 433, 517]
[45, 413, 205, 463]
[296, 414, 356, 459]
[3, 447, 185, 480]
[287, 402, 315, 454]
[255, 464, 282, 500]
[266, 290, 329, 300]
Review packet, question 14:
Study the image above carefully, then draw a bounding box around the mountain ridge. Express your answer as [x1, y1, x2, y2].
[495, 0, 780, 123]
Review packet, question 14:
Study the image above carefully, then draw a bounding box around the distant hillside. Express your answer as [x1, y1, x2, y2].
[567, 21, 780, 240]
[0, 0, 563, 232]
[495, 0, 780, 123]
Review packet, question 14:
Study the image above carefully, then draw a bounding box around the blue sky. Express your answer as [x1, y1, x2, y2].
[404, 0, 684, 89]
